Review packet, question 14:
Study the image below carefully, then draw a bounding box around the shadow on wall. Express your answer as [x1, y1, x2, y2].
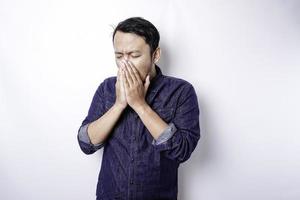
[159, 41, 214, 199]
[157, 42, 171, 74]
[178, 96, 214, 199]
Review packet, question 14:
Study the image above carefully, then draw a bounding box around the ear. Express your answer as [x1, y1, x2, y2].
[152, 47, 161, 64]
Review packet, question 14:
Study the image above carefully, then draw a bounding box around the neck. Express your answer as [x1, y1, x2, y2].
[149, 65, 157, 81]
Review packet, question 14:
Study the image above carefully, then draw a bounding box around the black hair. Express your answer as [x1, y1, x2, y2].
[112, 17, 160, 55]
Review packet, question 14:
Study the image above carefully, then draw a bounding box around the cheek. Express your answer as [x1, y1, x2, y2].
[133, 61, 151, 80]
[133, 58, 152, 72]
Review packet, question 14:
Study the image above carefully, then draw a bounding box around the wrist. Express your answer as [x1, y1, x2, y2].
[114, 102, 127, 111]
[133, 102, 149, 116]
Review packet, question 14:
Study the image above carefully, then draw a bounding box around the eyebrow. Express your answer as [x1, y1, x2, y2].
[114, 50, 141, 54]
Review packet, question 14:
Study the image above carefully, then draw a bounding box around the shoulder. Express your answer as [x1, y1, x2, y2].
[102, 76, 116, 86]
[162, 75, 195, 93]
[162, 76, 199, 110]
[96, 76, 116, 98]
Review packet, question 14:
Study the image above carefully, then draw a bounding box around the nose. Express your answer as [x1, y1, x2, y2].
[123, 54, 129, 62]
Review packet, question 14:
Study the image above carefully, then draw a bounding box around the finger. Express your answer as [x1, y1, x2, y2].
[127, 60, 142, 84]
[119, 69, 124, 85]
[122, 61, 134, 86]
[116, 70, 120, 86]
[125, 60, 138, 83]
[121, 68, 129, 88]
[144, 74, 151, 93]
[117, 67, 121, 79]
[120, 70, 126, 92]
[123, 61, 134, 83]
[119, 60, 126, 71]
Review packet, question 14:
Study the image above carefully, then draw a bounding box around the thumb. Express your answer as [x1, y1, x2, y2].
[144, 74, 151, 93]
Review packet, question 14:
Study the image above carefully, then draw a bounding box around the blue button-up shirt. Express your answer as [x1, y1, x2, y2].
[77, 65, 201, 200]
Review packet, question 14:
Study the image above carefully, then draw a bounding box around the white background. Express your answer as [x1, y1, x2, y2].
[1, 0, 299, 199]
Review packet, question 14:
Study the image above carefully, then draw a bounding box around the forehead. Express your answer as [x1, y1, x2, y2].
[113, 31, 149, 52]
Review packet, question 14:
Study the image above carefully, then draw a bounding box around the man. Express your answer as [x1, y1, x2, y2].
[77, 17, 201, 200]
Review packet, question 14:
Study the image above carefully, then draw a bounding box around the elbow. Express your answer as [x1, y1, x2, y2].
[180, 132, 200, 163]
[174, 141, 195, 164]
[164, 130, 200, 164]
[77, 135, 97, 155]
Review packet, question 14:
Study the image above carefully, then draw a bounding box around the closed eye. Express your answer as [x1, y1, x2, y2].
[115, 54, 122, 59]
[131, 55, 141, 58]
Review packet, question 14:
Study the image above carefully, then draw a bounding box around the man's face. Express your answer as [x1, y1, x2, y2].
[113, 31, 154, 82]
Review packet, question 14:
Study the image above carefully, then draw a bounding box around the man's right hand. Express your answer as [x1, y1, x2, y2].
[86, 67, 128, 145]
[115, 64, 128, 109]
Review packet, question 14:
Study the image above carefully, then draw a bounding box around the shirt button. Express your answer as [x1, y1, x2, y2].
[130, 180, 134, 184]
[131, 157, 134, 162]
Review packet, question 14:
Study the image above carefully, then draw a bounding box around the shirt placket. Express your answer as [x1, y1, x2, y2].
[128, 109, 139, 200]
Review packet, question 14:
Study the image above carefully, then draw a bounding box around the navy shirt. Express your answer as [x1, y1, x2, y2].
[77, 65, 201, 200]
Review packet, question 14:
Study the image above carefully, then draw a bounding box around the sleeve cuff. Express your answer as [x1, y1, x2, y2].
[152, 122, 177, 145]
[78, 123, 105, 150]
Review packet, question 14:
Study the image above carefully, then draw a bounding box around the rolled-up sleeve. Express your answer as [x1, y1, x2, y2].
[152, 83, 201, 164]
[77, 123, 105, 153]
[77, 81, 108, 155]
[152, 123, 177, 145]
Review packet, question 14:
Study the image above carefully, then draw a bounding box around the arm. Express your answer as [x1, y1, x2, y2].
[77, 122, 104, 151]
[78, 98, 126, 155]
[144, 84, 201, 164]
[135, 104, 169, 140]
[86, 103, 125, 145]
[120, 61, 200, 163]
[78, 68, 127, 154]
